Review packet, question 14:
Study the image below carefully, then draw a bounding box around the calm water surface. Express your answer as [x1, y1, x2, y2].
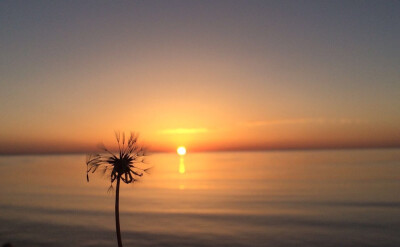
[0, 150, 399, 246]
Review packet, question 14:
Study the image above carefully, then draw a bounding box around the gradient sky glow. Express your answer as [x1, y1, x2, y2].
[1, 1, 399, 154]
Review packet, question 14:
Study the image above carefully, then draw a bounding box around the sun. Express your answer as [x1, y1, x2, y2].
[177, 146, 186, 155]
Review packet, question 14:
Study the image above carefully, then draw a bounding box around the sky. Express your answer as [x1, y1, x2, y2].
[0, 1, 399, 154]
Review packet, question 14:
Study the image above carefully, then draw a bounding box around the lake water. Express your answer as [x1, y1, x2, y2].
[0, 149, 399, 247]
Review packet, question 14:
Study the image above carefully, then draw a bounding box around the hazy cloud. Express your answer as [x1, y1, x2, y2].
[159, 128, 209, 135]
[240, 118, 368, 127]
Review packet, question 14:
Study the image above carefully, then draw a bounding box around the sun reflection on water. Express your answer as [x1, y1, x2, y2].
[179, 157, 185, 174]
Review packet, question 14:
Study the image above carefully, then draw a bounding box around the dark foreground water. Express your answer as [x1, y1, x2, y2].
[0, 149, 399, 246]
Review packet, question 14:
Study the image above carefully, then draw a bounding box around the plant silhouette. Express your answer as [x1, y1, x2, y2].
[86, 132, 149, 247]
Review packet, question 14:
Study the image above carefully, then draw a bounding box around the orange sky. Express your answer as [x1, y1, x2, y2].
[0, 1, 399, 154]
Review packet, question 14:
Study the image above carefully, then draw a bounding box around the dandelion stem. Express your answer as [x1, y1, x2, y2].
[115, 174, 123, 247]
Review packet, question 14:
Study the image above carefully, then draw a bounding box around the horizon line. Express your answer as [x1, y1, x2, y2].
[1, 145, 399, 156]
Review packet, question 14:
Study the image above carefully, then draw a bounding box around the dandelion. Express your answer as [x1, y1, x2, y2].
[86, 132, 150, 247]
